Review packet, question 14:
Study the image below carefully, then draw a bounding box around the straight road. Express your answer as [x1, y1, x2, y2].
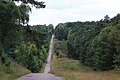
[16, 35, 64, 80]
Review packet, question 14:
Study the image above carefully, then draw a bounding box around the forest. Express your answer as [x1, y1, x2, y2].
[0, 0, 120, 80]
[0, 0, 53, 73]
[55, 14, 120, 71]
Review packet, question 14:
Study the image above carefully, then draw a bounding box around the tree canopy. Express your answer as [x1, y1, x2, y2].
[12, 0, 46, 8]
[0, 0, 54, 73]
[54, 14, 120, 71]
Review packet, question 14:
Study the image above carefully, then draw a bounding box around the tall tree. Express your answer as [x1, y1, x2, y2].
[12, 0, 46, 8]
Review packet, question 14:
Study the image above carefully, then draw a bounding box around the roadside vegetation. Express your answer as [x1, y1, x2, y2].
[51, 40, 120, 80]
[0, 60, 30, 80]
[54, 14, 120, 71]
[0, 0, 53, 79]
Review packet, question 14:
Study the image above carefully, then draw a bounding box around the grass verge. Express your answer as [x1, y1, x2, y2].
[50, 39, 120, 80]
[0, 61, 30, 80]
[50, 55, 120, 80]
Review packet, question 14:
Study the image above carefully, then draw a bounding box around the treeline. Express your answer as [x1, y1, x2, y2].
[55, 14, 120, 71]
[0, 0, 54, 73]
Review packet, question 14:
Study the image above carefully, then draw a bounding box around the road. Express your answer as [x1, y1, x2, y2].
[16, 35, 64, 80]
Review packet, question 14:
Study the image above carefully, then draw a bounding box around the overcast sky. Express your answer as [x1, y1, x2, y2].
[29, 0, 120, 26]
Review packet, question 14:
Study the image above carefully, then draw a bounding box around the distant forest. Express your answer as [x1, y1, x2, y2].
[55, 14, 120, 71]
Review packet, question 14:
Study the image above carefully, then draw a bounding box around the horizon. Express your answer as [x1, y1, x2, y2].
[29, 0, 120, 26]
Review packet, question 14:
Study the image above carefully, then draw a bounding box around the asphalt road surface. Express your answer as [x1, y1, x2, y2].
[16, 35, 64, 80]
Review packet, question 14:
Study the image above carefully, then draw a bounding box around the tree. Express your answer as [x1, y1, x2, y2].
[12, 0, 46, 8]
[104, 15, 110, 22]
[0, 0, 50, 73]
[54, 14, 120, 71]
[55, 23, 68, 40]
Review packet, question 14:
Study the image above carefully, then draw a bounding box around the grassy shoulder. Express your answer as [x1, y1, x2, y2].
[50, 54, 120, 80]
[50, 40, 120, 80]
[39, 63, 46, 73]
[0, 61, 30, 80]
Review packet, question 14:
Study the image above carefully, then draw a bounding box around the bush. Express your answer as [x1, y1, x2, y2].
[54, 41, 67, 58]
[14, 42, 45, 73]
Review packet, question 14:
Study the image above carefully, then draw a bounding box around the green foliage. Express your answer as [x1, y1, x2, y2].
[40, 46, 48, 62]
[54, 41, 67, 58]
[0, 0, 53, 73]
[30, 24, 54, 51]
[54, 41, 62, 57]
[14, 42, 48, 73]
[55, 23, 68, 40]
[14, 42, 39, 72]
[0, 0, 29, 70]
[13, 0, 46, 8]
[0, 61, 30, 80]
[55, 14, 120, 71]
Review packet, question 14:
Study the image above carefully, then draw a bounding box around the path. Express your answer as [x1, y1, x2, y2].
[16, 35, 64, 80]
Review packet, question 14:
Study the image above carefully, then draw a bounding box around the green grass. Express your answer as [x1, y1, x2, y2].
[50, 55, 86, 80]
[39, 63, 46, 73]
[50, 39, 120, 80]
[0, 61, 30, 80]
[50, 55, 120, 80]
[55, 58, 91, 72]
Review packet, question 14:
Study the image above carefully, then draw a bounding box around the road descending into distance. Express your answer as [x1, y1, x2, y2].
[16, 35, 64, 80]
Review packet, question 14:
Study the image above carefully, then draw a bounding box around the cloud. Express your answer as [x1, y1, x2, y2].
[29, 0, 120, 26]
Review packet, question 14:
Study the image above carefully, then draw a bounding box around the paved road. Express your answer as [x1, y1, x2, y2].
[16, 35, 64, 80]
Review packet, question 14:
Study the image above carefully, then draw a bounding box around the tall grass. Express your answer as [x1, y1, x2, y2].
[50, 55, 120, 80]
[50, 40, 120, 80]
[0, 61, 30, 80]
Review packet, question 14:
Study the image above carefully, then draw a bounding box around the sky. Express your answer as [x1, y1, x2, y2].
[29, 0, 120, 27]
